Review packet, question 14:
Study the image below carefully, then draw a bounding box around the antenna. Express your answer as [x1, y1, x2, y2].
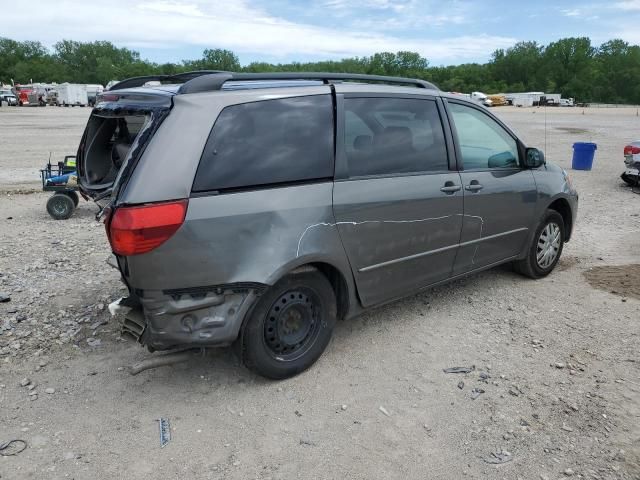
[544, 101, 547, 157]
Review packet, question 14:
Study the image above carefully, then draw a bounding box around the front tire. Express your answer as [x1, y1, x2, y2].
[240, 270, 337, 379]
[515, 210, 565, 278]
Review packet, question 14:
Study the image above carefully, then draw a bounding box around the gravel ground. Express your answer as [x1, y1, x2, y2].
[0, 106, 638, 479]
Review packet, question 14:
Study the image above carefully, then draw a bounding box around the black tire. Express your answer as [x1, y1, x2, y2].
[240, 270, 337, 379]
[621, 173, 639, 187]
[46, 193, 75, 220]
[514, 209, 565, 279]
[63, 190, 80, 207]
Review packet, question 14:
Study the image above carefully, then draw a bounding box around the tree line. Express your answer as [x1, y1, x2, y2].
[1, 36, 640, 103]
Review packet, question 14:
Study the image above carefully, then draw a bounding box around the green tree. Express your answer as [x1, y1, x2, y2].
[185, 48, 240, 71]
[540, 37, 596, 100]
[490, 41, 543, 91]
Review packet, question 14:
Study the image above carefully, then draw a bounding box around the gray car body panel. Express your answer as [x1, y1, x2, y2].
[84, 79, 577, 351]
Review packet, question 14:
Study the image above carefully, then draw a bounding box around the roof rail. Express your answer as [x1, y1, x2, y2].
[178, 72, 439, 94]
[108, 71, 229, 91]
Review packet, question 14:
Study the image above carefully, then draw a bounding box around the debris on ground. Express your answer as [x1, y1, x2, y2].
[470, 388, 485, 400]
[443, 366, 475, 374]
[483, 449, 513, 464]
[0, 439, 27, 456]
[108, 297, 132, 316]
[378, 406, 391, 417]
[457, 380, 464, 390]
[0, 293, 11, 303]
[157, 418, 171, 448]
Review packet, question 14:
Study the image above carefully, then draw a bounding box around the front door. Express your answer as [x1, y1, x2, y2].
[445, 101, 538, 275]
[332, 95, 463, 307]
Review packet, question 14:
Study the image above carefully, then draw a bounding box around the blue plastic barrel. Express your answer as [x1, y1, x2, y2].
[572, 142, 597, 170]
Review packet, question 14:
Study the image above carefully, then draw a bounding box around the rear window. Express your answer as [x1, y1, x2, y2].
[192, 95, 333, 193]
[344, 97, 448, 177]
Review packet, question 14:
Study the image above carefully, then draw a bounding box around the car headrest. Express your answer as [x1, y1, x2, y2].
[353, 135, 372, 151]
[374, 126, 413, 149]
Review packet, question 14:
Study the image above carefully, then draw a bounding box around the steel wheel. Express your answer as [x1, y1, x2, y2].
[536, 222, 561, 269]
[263, 288, 322, 360]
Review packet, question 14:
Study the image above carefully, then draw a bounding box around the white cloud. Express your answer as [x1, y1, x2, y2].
[613, 0, 640, 10]
[322, 0, 414, 13]
[0, 0, 514, 62]
[561, 8, 582, 16]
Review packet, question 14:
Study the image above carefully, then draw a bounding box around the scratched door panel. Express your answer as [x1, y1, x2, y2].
[453, 169, 537, 275]
[333, 174, 463, 307]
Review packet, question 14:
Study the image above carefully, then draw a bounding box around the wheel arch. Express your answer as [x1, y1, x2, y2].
[546, 197, 573, 241]
[267, 256, 358, 321]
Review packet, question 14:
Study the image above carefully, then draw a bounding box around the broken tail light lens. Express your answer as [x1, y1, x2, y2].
[623, 145, 640, 155]
[108, 199, 188, 256]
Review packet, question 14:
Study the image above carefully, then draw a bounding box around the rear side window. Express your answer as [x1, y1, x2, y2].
[344, 97, 448, 178]
[193, 95, 333, 192]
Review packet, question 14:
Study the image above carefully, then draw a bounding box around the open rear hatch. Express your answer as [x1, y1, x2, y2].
[76, 88, 175, 208]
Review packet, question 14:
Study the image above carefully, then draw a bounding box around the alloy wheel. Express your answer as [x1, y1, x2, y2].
[536, 222, 561, 269]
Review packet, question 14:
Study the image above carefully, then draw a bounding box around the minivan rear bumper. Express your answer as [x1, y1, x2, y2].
[119, 285, 263, 350]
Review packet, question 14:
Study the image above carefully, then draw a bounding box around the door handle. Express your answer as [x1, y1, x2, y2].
[465, 181, 483, 192]
[440, 182, 461, 193]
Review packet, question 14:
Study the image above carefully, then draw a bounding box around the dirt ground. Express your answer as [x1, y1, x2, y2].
[0, 105, 638, 480]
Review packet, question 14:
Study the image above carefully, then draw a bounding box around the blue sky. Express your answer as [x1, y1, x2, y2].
[3, 0, 640, 65]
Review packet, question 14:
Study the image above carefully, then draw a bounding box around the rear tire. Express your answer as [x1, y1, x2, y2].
[63, 190, 80, 207]
[46, 193, 75, 220]
[514, 210, 565, 279]
[240, 270, 337, 379]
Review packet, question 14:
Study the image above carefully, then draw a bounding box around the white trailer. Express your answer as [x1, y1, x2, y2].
[56, 83, 88, 107]
[542, 93, 561, 105]
[505, 92, 543, 107]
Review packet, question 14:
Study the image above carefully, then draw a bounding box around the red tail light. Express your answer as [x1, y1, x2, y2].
[108, 199, 188, 256]
[624, 145, 640, 155]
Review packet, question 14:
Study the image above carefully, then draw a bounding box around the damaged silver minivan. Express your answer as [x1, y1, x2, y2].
[78, 72, 578, 379]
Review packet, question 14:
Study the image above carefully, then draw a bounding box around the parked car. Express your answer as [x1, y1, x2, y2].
[0, 89, 18, 106]
[622, 141, 640, 186]
[77, 72, 579, 379]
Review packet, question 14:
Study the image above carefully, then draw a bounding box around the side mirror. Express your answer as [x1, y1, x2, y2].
[525, 148, 546, 168]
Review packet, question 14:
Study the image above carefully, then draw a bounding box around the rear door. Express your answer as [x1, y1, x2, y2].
[76, 90, 173, 206]
[333, 94, 463, 307]
[444, 100, 537, 274]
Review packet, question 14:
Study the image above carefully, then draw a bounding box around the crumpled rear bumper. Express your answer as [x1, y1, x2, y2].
[118, 286, 262, 350]
[107, 254, 265, 349]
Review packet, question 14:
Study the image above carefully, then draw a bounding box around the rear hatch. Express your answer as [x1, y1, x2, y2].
[76, 87, 176, 208]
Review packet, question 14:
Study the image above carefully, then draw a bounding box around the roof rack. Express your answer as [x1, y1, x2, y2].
[177, 72, 438, 94]
[108, 71, 229, 91]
